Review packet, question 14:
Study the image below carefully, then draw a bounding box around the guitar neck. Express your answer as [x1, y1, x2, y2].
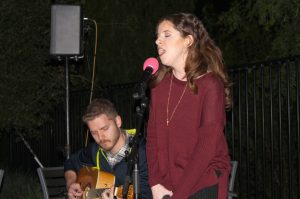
[76, 167, 133, 199]
[85, 188, 106, 198]
[114, 185, 134, 199]
[84, 186, 133, 199]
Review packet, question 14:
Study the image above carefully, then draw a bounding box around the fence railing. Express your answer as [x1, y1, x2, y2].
[226, 55, 300, 199]
[1, 55, 300, 199]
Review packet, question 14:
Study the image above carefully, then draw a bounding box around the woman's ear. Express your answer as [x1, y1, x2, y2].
[185, 35, 194, 48]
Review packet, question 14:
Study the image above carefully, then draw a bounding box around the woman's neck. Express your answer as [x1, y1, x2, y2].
[172, 69, 186, 81]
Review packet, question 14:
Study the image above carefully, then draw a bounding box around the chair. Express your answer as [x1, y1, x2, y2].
[0, 169, 4, 187]
[228, 161, 238, 199]
[37, 167, 67, 199]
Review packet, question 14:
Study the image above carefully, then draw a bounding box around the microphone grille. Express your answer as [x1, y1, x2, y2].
[143, 57, 159, 74]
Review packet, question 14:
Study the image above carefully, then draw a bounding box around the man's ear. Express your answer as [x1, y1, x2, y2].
[115, 115, 122, 128]
[185, 35, 194, 48]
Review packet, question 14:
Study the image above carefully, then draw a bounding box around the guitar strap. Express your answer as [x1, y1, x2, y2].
[96, 148, 108, 171]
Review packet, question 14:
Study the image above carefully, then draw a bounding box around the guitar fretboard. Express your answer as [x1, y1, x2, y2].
[85, 188, 107, 199]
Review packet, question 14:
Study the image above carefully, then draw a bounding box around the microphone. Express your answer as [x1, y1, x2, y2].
[133, 57, 159, 99]
[141, 57, 159, 84]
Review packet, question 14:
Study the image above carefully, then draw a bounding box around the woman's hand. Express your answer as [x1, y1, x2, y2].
[151, 184, 173, 199]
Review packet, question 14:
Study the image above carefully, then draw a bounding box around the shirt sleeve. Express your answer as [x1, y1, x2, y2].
[138, 138, 153, 199]
[172, 77, 226, 199]
[64, 142, 97, 172]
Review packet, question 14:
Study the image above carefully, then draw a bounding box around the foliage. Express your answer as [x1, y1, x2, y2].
[0, 0, 197, 136]
[0, 0, 88, 136]
[82, 0, 196, 85]
[1, 0, 299, 136]
[0, 169, 42, 198]
[199, 0, 300, 66]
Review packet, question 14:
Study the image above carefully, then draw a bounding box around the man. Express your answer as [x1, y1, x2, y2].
[64, 98, 151, 199]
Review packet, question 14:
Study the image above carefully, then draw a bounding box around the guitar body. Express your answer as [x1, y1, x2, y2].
[76, 167, 133, 199]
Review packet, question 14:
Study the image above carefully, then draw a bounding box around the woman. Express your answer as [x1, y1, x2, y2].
[146, 13, 232, 199]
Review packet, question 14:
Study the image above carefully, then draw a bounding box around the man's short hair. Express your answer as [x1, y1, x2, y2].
[82, 98, 118, 123]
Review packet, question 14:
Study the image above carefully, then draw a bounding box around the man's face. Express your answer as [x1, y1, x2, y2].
[87, 114, 122, 152]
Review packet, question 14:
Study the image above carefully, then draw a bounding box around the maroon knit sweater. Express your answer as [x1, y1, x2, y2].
[146, 72, 231, 199]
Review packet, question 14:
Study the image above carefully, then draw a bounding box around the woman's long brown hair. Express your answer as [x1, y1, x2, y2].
[151, 13, 232, 108]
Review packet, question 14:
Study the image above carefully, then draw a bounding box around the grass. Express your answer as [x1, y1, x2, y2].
[0, 169, 42, 199]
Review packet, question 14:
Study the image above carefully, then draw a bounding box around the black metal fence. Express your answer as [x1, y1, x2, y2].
[1, 55, 300, 199]
[225, 55, 300, 199]
[3, 83, 140, 168]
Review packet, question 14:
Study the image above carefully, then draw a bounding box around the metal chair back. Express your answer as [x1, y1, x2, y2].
[37, 167, 67, 199]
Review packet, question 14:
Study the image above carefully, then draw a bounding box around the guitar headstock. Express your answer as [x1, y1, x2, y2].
[114, 185, 134, 199]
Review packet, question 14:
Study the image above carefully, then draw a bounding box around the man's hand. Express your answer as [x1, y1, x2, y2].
[101, 187, 115, 199]
[67, 182, 83, 199]
[151, 184, 173, 199]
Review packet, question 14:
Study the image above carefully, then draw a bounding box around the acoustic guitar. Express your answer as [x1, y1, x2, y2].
[76, 167, 133, 199]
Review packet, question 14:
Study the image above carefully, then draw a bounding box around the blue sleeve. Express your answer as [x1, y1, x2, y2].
[138, 138, 153, 199]
[64, 142, 98, 172]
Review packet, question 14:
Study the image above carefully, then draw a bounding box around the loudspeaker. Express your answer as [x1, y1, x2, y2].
[50, 4, 82, 57]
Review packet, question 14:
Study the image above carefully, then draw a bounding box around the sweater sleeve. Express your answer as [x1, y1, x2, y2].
[146, 89, 161, 187]
[172, 78, 226, 199]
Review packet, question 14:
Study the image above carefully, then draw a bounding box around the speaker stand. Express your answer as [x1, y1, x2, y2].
[64, 56, 71, 159]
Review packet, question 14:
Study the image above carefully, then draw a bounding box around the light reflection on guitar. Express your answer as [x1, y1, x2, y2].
[76, 167, 133, 199]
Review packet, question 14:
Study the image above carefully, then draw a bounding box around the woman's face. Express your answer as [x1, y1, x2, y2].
[156, 20, 191, 71]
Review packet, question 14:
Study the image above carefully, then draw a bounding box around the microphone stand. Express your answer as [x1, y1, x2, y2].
[123, 83, 149, 199]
